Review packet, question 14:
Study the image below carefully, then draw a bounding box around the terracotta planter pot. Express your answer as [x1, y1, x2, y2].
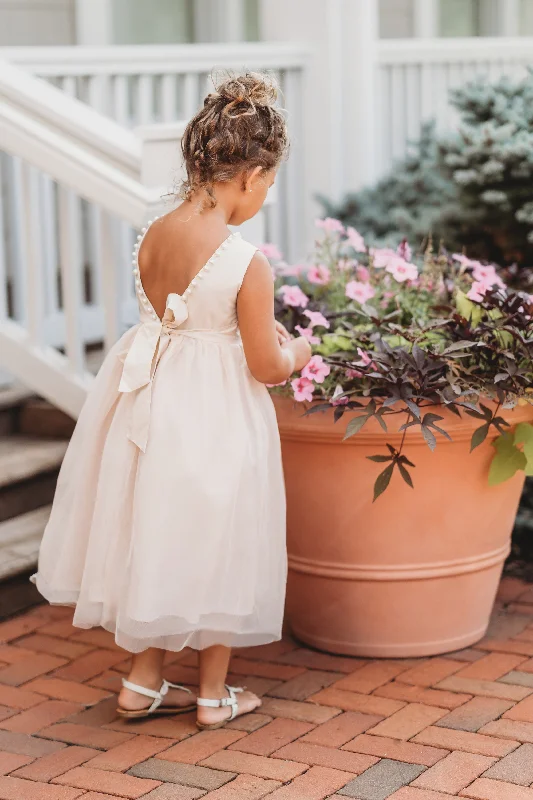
[274, 395, 533, 658]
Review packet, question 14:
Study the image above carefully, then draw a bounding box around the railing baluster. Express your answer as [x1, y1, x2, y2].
[58, 187, 85, 375]
[5, 156, 26, 323]
[113, 74, 130, 126]
[137, 74, 154, 125]
[98, 212, 121, 353]
[161, 73, 178, 122]
[0, 156, 8, 323]
[21, 165, 45, 346]
[182, 72, 200, 118]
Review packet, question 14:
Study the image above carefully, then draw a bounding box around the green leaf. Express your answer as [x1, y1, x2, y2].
[373, 463, 395, 502]
[514, 422, 533, 476]
[344, 415, 369, 439]
[471, 423, 490, 451]
[456, 290, 483, 326]
[367, 455, 393, 463]
[397, 462, 414, 488]
[489, 432, 527, 486]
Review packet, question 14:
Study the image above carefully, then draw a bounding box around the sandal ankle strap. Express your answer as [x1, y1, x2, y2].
[197, 685, 243, 721]
[122, 678, 193, 714]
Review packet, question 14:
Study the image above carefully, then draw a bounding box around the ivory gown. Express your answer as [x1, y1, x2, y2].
[33, 224, 287, 653]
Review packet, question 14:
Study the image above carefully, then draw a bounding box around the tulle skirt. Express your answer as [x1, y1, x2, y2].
[33, 328, 287, 653]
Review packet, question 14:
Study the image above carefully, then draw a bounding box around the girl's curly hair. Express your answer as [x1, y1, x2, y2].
[180, 71, 289, 206]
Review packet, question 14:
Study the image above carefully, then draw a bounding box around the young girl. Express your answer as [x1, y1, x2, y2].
[33, 72, 312, 728]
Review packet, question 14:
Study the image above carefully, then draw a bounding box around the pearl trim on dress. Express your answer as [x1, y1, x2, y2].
[131, 217, 240, 321]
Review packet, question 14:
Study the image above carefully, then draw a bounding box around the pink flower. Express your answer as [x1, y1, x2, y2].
[356, 347, 372, 366]
[386, 257, 418, 283]
[397, 240, 412, 262]
[371, 248, 397, 269]
[453, 254, 478, 268]
[260, 243, 283, 260]
[315, 217, 345, 234]
[303, 310, 330, 329]
[279, 285, 309, 308]
[295, 325, 320, 345]
[346, 226, 366, 252]
[291, 376, 314, 402]
[467, 280, 492, 302]
[302, 355, 331, 384]
[356, 264, 370, 281]
[307, 264, 331, 285]
[345, 280, 375, 304]
[472, 263, 506, 289]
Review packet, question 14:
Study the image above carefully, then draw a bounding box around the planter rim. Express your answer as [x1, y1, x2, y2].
[273, 395, 533, 445]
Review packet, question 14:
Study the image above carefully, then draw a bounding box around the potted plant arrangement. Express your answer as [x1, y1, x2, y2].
[268, 219, 533, 657]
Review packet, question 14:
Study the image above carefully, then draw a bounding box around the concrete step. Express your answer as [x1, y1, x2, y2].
[19, 400, 76, 439]
[0, 505, 51, 581]
[0, 436, 68, 489]
[0, 436, 67, 523]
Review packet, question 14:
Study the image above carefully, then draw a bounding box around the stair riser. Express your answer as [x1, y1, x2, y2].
[0, 471, 59, 523]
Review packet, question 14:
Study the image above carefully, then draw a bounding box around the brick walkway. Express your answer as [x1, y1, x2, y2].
[3, 579, 533, 798]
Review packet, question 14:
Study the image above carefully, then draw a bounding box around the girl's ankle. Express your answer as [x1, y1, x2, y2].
[199, 683, 227, 699]
[126, 673, 163, 691]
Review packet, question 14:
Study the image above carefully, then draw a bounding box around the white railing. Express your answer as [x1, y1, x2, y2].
[0, 62, 272, 416]
[376, 37, 533, 174]
[3, 43, 309, 262]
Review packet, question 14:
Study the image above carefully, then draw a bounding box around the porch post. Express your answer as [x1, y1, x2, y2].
[413, 0, 439, 37]
[194, 0, 245, 42]
[74, 0, 113, 45]
[499, 0, 520, 36]
[343, 0, 379, 193]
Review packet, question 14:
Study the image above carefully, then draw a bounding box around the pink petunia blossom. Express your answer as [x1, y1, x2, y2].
[467, 280, 492, 302]
[302, 355, 331, 384]
[259, 243, 283, 260]
[453, 253, 478, 268]
[356, 264, 370, 281]
[295, 325, 320, 345]
[279, 284, 309, 308]
[371, 248, 398, 269]
[397, 240, 412, 262]
[303, 310, 330, 329]
[315, 217, 345, 234]
[307, 264, 331, 285]
[291, 376, 314, 402]
[346, 226, 366, 252]
[472, 263, 506, 289]
[345, 280, 375, 304]
[386, 257, 418, 283]
[356, 347, 373, 366]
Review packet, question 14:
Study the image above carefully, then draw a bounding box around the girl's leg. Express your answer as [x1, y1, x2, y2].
[118, 647, 195, 712]
[197, 645, 261, 725]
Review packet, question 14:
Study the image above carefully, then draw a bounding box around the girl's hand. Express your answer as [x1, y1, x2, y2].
[275, 320, 291, 345]
[284, 336, 312, 373]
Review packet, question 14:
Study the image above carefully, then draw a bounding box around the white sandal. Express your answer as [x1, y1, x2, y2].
[117, 678, 196, 719]
[196, 684, 245, 730]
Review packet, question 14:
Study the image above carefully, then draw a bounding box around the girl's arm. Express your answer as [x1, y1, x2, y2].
[238, 252, 311, 385]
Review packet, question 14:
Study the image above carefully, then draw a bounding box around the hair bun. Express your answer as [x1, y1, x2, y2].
[207, 71, 279, 117]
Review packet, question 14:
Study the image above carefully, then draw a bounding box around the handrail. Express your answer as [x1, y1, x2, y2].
[378, 36, 533, 64]
[1, 42, 311, 75]
[0, 97, 157, 229]
[0, 60, 140, 175]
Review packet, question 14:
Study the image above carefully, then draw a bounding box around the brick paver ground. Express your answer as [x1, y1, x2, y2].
[3, 577, 533, 798]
